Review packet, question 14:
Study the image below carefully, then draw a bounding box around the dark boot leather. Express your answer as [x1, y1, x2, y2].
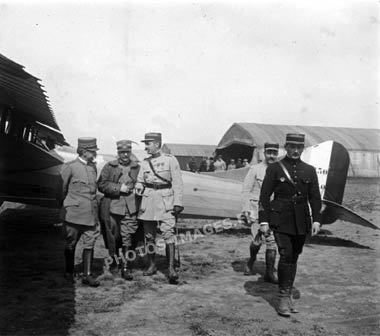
[289, 263, 299, 312]
[277, 262, 293, 317]
[143, 242, 157, 276]
[64, 248, 75, 283]
[244, 242, 260, 275]
[166, 243, 179, 283]
[82, 249, 100, 287]
[121, 246, 133, 281]
[264, 249, 278, 283]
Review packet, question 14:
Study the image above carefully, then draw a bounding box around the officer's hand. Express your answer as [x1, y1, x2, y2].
[259, 222, 269, 234]
[134, 186, 144, 196]
[311, 222, 321, 236]
[172, 205, 184, 216]
[240, 211, 252, 226]
[120, 183, 130, 193]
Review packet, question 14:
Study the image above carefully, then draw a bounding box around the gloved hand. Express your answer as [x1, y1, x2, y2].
[259, 222, 269, 234]
[311, 221, 321, 236]
[134, 185, 144, 196]
[120, 183, 130, 194]
[172, 205, 184, 216]
[240, 211, 253, 226]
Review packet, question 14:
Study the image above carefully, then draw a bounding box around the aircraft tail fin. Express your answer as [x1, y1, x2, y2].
[322, 199, 379, 230]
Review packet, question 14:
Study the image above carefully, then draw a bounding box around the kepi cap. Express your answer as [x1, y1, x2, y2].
[264, 142, 279, 151]
[78, 137, 99, 151]
[117, 139, 133, 152]
[141, 132, 162, 143]
[285, 133, 305, 145]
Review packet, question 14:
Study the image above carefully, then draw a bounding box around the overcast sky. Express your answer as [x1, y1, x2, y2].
[0, 0, 379, 153]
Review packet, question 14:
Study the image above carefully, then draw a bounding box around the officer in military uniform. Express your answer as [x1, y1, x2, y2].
[241, 142, 279, 283]
[259, 133, 321, 317]
[60, 137, 101, 287]
[98, 140, 140, 280]
[135, 132, 184, 283]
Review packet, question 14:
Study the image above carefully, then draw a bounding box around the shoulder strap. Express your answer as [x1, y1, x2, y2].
[278, 161, 301, 195]
[147, 158, 171, 184]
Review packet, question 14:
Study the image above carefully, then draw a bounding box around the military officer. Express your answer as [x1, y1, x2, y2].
[135, 132, 184, 283]
[60, 137, 100, 287]
[241, 142, 279, 283]
[259, 133, 321, 317]
[98, 140, 140, 280]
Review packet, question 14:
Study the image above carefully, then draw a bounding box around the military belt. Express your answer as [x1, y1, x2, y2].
[145, 182, 172, 190]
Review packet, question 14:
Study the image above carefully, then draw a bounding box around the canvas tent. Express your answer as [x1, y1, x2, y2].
[161, 143, 216, 171]
[216, 123, 380, 178]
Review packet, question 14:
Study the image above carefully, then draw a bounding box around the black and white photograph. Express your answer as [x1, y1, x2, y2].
[0, 0, 379, 335]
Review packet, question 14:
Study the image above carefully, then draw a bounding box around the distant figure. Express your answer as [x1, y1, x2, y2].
[236, 158, 243, 169]
[241, 142, 279, 284]
[187, 157, 198, 173]
[199, 157, 208, 172]
[227, 159, 236, 170]
[242, 159, 249, 167]
[207, 157, 215, 172]
[214, 155, 226, 171]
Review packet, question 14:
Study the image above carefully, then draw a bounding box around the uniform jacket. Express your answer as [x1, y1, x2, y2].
[136, 151, 183, 221]
[60, 158, 98, 226]
[259, 156, 322, 235]
[241, 161, 268, 214]
[97, 159, 140, 216]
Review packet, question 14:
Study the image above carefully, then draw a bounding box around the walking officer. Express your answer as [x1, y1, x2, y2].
[259, 133, 321, 317]
[135, 132, 184, 283]
[98, 140, 140, 280]
[60, 137, 101, 287]
[241, 142, 279, 283]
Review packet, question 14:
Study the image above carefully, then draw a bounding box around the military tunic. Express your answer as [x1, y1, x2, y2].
[136, 151, 183, 243]
[98, 159, 140, 249]
[259, 156, 322, 235]
[242, 161, 268, 215]
[60, 157, 100, 249]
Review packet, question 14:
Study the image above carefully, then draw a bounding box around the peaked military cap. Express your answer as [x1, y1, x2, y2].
[117, 139, 133, 151]
[264, 142, 279, 151]
[78, 137, 99, 151]
[285, 133, 305, 145]
[141, 132, 162, 143]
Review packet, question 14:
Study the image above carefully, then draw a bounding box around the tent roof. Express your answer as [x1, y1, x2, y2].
[162, 143, 216, 157]
[217, 123, 380, 151]
[0, 53, 66, 144]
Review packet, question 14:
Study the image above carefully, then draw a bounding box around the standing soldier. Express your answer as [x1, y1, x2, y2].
[135, 132, 184, 283]
[61, 137, 101, 287]
[97, 140, 140, 280]
[241, 142, 279, 283]
[259, 133, 321, 317]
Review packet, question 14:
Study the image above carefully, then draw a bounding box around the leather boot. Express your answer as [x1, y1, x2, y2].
[264, 249, 278, 283]
[121, 246, 133, 281]
[109, 255, 120, 275]
[277, 262, 293, 317]
[289, 263, 299, 312]
[143, 242, 157, 276]
[64, 248, 75, 283]
[166, 243, 179, 283]
[244, 242, 260, 275]
[82, 249, 100, 287]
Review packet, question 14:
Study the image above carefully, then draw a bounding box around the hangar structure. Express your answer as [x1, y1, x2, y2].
[216, 123, 380, 178]
[161, 143, 216, 171]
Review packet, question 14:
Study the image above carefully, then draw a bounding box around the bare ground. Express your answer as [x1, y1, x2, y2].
[0, 178, 379, 336]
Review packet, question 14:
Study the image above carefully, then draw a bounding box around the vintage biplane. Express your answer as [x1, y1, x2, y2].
[0, 53, 377, 230]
